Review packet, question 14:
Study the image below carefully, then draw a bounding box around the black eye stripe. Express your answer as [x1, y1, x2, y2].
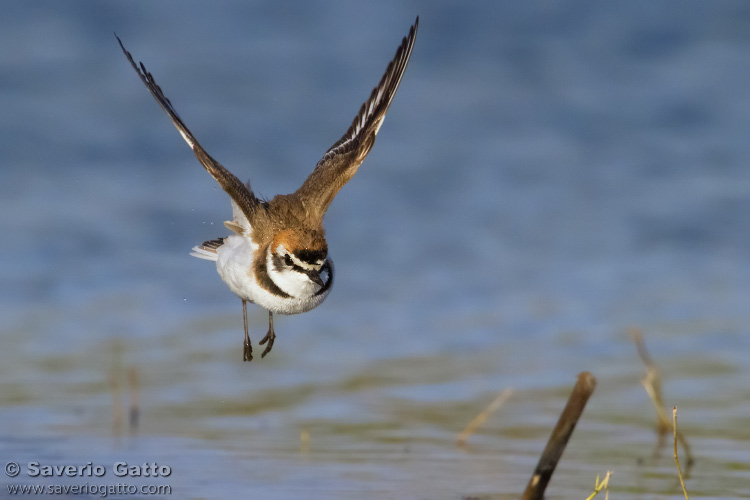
[274, 249, 325, 273]
[271, 253, 291, 272]
[295, 248, 327, 265]
[274, 253, 316, 274]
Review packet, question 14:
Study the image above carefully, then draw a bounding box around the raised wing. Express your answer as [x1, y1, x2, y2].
[116, 35, 259, 228]
[294, 17, 418, 220]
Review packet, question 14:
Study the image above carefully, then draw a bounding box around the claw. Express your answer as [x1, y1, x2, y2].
[259, 311, 276, 358]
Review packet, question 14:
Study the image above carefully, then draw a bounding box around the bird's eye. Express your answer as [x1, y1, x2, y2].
[284, 254, 293, 266]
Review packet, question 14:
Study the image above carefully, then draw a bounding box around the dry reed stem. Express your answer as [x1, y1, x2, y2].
[522, 372, 597, 500]
[128, 367, 140, 432]
[585, 471, 612, 500]
[109, 370, 123, 436]
[673, 407, 690, 500]
[457, 388, 513, 447]
[629, 328, 670, 433]
[629, 328, 693, 468]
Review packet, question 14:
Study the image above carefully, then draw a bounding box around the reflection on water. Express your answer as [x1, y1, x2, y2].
[2, 329, 748, 498]
[2, 1, 750, 498]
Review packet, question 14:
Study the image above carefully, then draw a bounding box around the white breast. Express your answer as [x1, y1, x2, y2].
[214, 235, 332, 315]
[215, 235, 256, 299]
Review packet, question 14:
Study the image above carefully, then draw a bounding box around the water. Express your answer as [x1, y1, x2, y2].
[2, 1, 749, 498]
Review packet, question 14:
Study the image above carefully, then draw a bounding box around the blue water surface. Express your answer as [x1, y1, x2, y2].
[1, 2, 749, 498]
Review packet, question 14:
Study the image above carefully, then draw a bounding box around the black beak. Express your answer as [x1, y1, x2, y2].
[307, 270, 325, 287]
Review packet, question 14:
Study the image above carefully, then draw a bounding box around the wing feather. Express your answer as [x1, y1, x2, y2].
[295, 17, 418, 219]
[116, 35, 259, 227]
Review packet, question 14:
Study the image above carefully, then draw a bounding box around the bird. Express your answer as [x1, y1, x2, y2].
[117, 18, 418, 361]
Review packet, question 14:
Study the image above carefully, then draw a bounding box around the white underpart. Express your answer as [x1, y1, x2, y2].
[197, 234, 330, 315]
[214, 235, 256, 299]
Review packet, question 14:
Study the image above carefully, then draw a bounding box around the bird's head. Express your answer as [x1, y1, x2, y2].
[267, 228, 331, 297]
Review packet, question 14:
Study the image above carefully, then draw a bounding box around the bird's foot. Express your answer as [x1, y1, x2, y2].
[259, 328, 275, 358]
[243, 338, 253, 362]
[242, 299, 252, 362]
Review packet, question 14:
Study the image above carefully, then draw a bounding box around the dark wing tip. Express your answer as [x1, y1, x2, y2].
[117, 33, 260, 221]
[323, 17, 418, 159]
[115, 33, 138, 73]
[294, 18, 418, 216]
[116, 35, 182, 122]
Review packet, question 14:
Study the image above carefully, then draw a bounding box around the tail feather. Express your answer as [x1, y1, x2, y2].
[190, 238, 225, 261]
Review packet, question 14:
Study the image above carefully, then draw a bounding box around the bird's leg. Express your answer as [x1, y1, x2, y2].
[242, 300, 253, 362]
[259, 311, 276, 358]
